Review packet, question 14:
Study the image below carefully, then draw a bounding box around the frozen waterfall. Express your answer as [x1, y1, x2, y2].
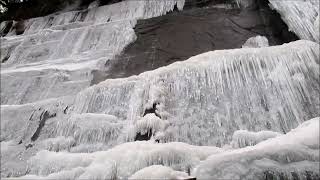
[1, 0, 319, 179]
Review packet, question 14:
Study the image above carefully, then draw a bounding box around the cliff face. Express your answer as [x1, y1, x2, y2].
[1, 0, 319, 179]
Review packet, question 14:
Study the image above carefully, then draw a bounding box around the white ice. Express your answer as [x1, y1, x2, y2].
[269, 0, 320, 43]
[129, 165, 191, 180]
[1, 1, 320, 178]
[12, 118, 319, 179]
[0, 0, 185, 105]
[71, 40, 320, 146]
[230, 129, 281, 148]
[242, 35, 269, 48]
[195, 117, 320, 179]
[20, 141, 221, 179]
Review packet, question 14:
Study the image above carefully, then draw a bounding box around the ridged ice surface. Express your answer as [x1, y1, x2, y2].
[269, 0, 320, 42]
[71, 40, 320, 146]
[0, 0, 185, 105]
[195, 117, 320, 180]
[4, 118, 319, 179]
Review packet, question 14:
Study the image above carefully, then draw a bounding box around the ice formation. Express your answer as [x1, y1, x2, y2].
[71, 40, 319, 146]
[242, 36, 269, 48]
[0, 0, 185, 105]
[38, 136, 76, 152]
[9, 118, 319, 179]
[195, 117, 320, 179]
[20, 141, 221, 179]
[1, 0, 320, 179]
[269, 0, 320, 42]
[54, 113, 124, 146]
[129, 165, 191, 180]
[230, 129, 281, 148]
[1, 38, 319, 178]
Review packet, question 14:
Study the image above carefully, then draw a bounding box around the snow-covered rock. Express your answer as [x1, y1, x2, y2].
[242, 36, 269, 48]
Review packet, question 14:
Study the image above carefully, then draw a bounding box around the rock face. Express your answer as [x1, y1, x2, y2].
[0, 0, 319, 179]
[97, 1, 299, 80]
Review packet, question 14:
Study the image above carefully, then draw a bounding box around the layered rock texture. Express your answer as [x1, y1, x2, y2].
[1, 0, 319, 179]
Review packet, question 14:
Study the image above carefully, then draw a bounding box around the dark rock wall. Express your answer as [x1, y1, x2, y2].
[92, 2, 299, 82]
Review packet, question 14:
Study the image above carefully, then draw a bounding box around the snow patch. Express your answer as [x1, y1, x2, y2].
[129, 165, 191, 180]
[242, 36, 269, 48]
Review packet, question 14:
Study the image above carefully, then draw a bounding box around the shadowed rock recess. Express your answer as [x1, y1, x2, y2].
[0, 0, 319, 179]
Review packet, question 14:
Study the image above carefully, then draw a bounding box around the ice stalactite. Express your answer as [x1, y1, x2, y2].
[269, 0, 320, 43]
[72, 40, 320, 146]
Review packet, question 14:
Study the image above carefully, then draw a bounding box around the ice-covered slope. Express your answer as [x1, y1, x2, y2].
[0, 0, 185, 104]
